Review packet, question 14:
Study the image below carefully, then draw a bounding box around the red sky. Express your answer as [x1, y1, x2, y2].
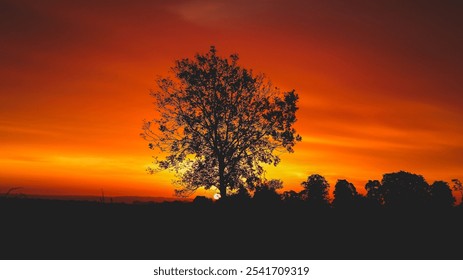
[1, 0, 462, 200]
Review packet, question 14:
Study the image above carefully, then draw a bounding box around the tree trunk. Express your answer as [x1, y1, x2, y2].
[218, 158, 226, 198]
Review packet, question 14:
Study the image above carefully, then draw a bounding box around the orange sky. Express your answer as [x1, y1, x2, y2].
[1, 0, 462, 200]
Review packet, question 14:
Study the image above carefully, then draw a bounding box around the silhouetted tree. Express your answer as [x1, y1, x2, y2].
[142, 46, 301, 198]
[451, 179, 463, 206]
[281, 190, 302, 203]
[332, 179, 358, 208]
[226, 186, 252, 204]
[430, 181, 455, 209]
[300, 174, 330, 207]
[380, 171, 430, 209]
[253, 179, 283, 205]
[365, 180, 383, 206]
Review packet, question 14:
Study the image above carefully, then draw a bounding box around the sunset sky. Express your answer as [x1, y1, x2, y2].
[1, 0, 462, 200]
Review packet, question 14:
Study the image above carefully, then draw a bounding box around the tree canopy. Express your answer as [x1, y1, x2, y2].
[380, 171, 430, 208]
[365, 179, 382, 206]
[142, 46, 301, 198]
[300, 174, 330, 206]
[430, 181, 455, 208]
[332, 179, 358, 208]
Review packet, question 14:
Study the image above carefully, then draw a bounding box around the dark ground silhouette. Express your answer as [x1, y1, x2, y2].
[1, 195, 462, 260]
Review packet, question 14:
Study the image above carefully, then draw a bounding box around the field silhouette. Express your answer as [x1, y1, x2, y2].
[2, 177, 462, 260]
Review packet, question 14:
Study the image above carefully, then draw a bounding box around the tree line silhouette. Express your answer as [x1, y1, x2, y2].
[2, 171, 463, 260]
[193, 171, 462, 210]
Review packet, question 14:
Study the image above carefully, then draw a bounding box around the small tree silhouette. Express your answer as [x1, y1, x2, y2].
[142, 46, 301, 198]
[451, 179, 463, 206]
[365, 180, 383, 206]
[226, 186, 252, 204]
[253, 179, 283, 205]
[300, 174, 330, 207]
[380, 171, 430, 209]
[281, 190, 301, 202]
[430, 181, 455, 209]
[332, 179, 358, 209]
